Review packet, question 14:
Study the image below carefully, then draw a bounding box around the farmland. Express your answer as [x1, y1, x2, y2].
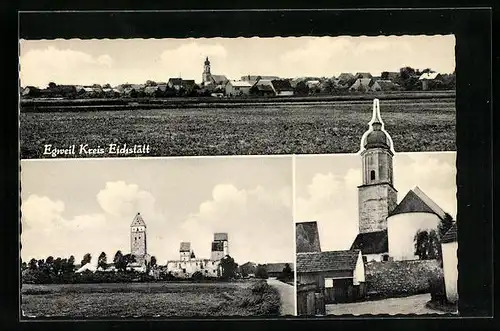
[21, 280, 281, 318]
[20, 97, 456, 158]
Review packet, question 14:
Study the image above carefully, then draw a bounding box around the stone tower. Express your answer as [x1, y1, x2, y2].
[211, 233, 229, 261]
[357, 99, 398, 233]
[202, 56, 212, 85]
[130, 212, 147, 259]
[179, 242, 191, 261]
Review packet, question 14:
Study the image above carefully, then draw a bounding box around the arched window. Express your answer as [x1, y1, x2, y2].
[370, 170, 376, 180]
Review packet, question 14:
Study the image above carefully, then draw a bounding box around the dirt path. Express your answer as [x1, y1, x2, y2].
[326, 293, 448, 315]
[266, 279, 295, 316]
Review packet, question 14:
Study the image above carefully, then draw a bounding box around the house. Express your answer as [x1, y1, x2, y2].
[241, 75, 279, 86]
[168, 78, 183, 90]
[418, 72, 443, 90]
[387, 186, 448, 261]
[271, 79, 294, 96]
[239, 261, 257, 277]
[336, 73, 356, 87]
[306, 80, 322, 90]
[349, 78, 382, 92]
[225, 80, 253, 96]
[264, 263, 294, 278]
[355, 72, 373, 79]
[297, 250, 366, 304]
[441, 223, 458, 304]
[375, 79, 402, 91]
[296, 221, 322, 253]
[250, 80, 276, 97]
[351, 230, 389, 262]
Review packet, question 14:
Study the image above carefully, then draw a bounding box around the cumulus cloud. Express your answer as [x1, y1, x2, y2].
[96, 181, 156, 218]
[177, 183, 293, 264]
[296, 170, 360, 251]
[21, 181, 162, 262]
[19, 46, 114, 87]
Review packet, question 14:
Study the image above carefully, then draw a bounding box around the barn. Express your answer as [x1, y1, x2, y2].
[297, 249, 366, 304]
[264, 262, 294, 278]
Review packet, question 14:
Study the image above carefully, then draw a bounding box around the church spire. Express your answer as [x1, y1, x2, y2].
[370, 98, 383, 126]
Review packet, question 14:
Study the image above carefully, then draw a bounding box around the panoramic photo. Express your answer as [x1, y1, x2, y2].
[19, 35, 456, 159]
[20, 156, 295, 318]
[294, 101, 458, 316]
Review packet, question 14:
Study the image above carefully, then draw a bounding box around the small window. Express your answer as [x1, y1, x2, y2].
[370, 170, 376, 180]
[134, 237, 137, 241]
[325, 278, 333, 288]
[205, 270, 208, 273]
[362, 256, 367, 263]
[382, 255, 389, 262]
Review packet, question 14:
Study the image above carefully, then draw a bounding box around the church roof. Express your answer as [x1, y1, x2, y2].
[297, 250, 360, 273]
[350, 230, 388, 255]
[179, 242, 191, 252]
[296, 221, 322, 253]
[130, 213, 146, 227]
[441, 222, 457, 243]
[390, 186, 447, 219]
[360, 99, 394, 152]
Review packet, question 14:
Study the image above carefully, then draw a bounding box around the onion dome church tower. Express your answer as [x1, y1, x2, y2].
[130, 212, 147, 261]
[202, 57, 212, 85]
[357, 99, 398, 233]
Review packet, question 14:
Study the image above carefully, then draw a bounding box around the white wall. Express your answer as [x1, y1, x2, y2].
[442, 241, 458, 303]
[166, 259, 221, 279]
[353, 251, 366, 285]
[276, 91, 294, 96]
[387, 212, 441, 261]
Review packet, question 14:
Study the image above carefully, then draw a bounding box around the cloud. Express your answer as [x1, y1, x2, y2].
[296, 170, 360, 251]
[96, 181, 156, 218]
[177, 183, 293, 264]
[19, 46, 114, 87]
[21, 181, 163, 261]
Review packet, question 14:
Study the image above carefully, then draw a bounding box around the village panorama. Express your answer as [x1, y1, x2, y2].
[21, 212, 295, 318]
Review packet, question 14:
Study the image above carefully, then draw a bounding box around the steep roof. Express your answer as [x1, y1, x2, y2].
[214, 233, 228, 241]
[390, 186, 447, 219]
[338, 73, 355, 81]
[130, 213, 146, 227]
[356, 72, 373, 79]
[441, 222, 457, 243]
[296, 221, 322, 253]
[350, 230, 388, 254]
[297, 250, 360, 273]
[265, 262, 294, 273]
[419, 72, 440, 80]
[228, 80, 253, 88]
[179, 242, 191, 252]
[211, 75, 228, 83]
[271, 79, 294, 92]
[168, 78, 182, 85]
[376, 79, 401, 91]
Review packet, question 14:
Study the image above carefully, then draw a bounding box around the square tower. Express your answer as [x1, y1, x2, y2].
[179, 242, 191, 261]
[130, 213, 147, 260]
[211, 233, 228, 261]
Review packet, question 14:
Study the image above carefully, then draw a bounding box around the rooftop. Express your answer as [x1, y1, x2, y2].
[441, 222, 458, 243]
[390, 186, 447, 219]
[350, 230, 388, 255]
[297, 250, 360, 273]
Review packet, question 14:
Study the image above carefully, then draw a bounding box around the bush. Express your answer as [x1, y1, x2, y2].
[255, 265, 268, 279]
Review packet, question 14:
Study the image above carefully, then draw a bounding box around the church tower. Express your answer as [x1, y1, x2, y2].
[130, 212, 147, 259]
[357, 99, 398, 233]
[202, 56, 212, 85]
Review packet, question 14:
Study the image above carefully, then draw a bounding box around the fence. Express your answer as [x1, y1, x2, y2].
[297, 283, 326, 316]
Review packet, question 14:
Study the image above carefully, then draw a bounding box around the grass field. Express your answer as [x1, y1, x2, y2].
[21, 280, 281, 318]
[20, 98, 455, 158]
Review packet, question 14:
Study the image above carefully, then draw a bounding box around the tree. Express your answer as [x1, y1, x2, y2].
[294, 81, 309, 96]
[414, 229, 442, 260]
[191, 271, 204, 281]
[21, 262, 27, 270]
[98, 252, 107, 270]
[150, 256, 157, 268]
[66, 255, 75, 273]
[278, 263, 294, 281]
[220, 255, 237, 280]
[114, 250, 125, 271]
[48, 82, 57, 89]
[53, 257, 63, 275]
[37, 259, 45, 268]
[255, 264, 269, 279]
[29, 258, 38, 270]
[81, 253, 92, 267]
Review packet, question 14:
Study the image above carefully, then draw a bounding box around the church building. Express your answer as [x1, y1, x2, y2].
[201, 57, 228, 89]
[351, 99, 454, 262]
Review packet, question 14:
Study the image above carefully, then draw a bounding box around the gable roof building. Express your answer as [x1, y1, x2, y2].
[349, 78, 381, 92]
[390, 186, 447, 220]
[350, 230, 388, 258]
[418, 72, 441, 80]
[297, 250, 361, 274]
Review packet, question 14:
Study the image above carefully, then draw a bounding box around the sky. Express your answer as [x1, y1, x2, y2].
[20, 156, 294, 265]
[19, 35, 456, 88]
[295, 151, 457, 252]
